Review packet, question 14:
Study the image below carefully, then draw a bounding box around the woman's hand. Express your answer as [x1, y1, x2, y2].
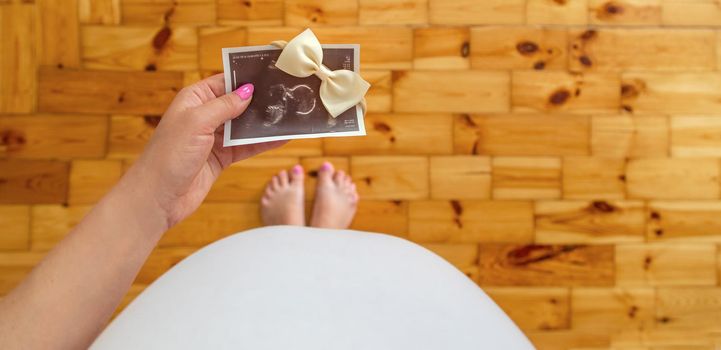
[123, 74, 286, 229]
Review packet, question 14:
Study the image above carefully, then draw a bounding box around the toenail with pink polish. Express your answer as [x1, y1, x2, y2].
[292, 165, 302, 174]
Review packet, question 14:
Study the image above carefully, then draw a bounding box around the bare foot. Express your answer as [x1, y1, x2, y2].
[310, 162, 359, 229]
[261, 165, 305, 226]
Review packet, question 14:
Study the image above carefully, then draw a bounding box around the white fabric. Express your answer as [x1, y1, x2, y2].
[92, 227, 534, 350]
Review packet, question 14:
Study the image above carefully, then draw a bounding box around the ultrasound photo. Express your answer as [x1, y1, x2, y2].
[222, 44, 366, 146]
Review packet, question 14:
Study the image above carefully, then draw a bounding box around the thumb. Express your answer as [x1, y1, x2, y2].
[195, 83, 254, 129]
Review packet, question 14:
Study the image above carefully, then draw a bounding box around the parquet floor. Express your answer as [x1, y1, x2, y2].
[3, 0, 721, 348]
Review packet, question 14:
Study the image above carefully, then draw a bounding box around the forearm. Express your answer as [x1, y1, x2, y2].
[0, 166, 169, 349]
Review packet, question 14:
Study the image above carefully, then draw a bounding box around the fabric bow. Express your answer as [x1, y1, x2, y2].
[271, 29, 370, 118]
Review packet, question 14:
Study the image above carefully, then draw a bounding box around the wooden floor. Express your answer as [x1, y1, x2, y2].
[3, 0, 721, 348]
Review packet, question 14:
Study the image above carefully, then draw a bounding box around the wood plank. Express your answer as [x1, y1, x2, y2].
[572, 287, 655, 331]
[359, 0, 428, 25]
[535, 200, 646, 244]
[453, 114, 590, 156]
[0, 114, 108, 159]
[0, 252, 45, 295]
[470, 26, 567, 70]
[350, 156, 428, 200]
[0, 205, 30, 250]
[199, 27, 246, 71]
[656, 287, 721, 330]
[38, 68, 183, 115]
[159, 202, 261, 247]
[569, 28, 715, 72]
[299, 156, 350, 200]
[661, 0, 721, 26]
[616, 243, 717, 286]
[512, 71, 620, 114]
[324, 114, 453, 155]
[648, 201, 721, 242]
[611, 328, 721, 348]
[626, 158, 720, 200]
[621, 73, 721, 114]
[422, 243, 479, 280]
[562, 157, 626, 199]
[351, 200, 408, 237]
[285, 0, 358, 26]
[206, 157, 298, 201]
[591, 115, 669, 158]
[429, 156, 491, 200]
[38, 0, 80, 68]
[217, 0, 283, 26]
[121, 0, 216, 25]
[393, 71, 509, 113]
[30, 205, 92, 251]
[81, 25, 198, 71]
[0, 4, 37, 114]
[484, 287, 570, 331]
[491, 157, 562, 200]
[429, 0, 525, 25]
[362, 70, 392, 113]
[408, 200, 534, 243]
[108, 115, 156, 159]
[589, 0, 662, 26]
[68, 160, 122, 205]
[671, 116, 721, 157]
[79, 0, 120, 24]
[0, 160, 69, 204]
[526, 330, 610, 350]
[310, 27, 414, 70]
[413, 27, 469, 70]
[526, 0, 588, 25]
[478, 244, 615, 286]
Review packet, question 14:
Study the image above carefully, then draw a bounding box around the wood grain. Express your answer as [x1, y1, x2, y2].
[324, 114, 453, 155]
[485, 287, 571, 331]
[478, 244, 615, 286]
[535, 200, 646, 244]
[492, 157, 561, 200]
[351, 156, 429, 200]
[38, 68, 183, 115]
[0, 205, 30, 250]
[0, 160, 69, 204]
[454, 114, 590, 156]
[393, 71, 509, 113]
[3, 2, 721, 346]
[471, 26, 567, 70]
[616, 243, 717, 286]
[0, 115, 108, 159]
[409, 200, 534, 243]
[0, 4, 37, 114]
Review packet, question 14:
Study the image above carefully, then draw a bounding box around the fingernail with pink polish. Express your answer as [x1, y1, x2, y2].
[292, 165, 302, 174]
[234, 83, 254, 100]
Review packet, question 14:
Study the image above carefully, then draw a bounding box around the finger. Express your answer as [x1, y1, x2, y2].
[196, 73, 226, 97]
[230, 140, 288, 163]
[193, 83, 254, 132]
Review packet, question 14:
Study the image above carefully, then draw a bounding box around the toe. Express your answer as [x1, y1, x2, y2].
[278, 170, 289, 186]
[334, 170, 346, 185]
[270, 175, 280, 191]
[290, 164, 305, 186]
[318, 161, 334, 183]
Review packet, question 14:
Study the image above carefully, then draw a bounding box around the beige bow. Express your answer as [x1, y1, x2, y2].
[271, 29, 370, 118]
